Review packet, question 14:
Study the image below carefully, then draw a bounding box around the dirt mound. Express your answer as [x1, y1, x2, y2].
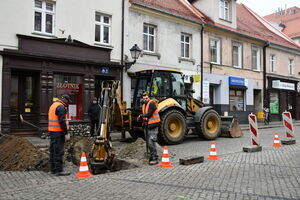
[115, 138, 147, 160]
[65, 136, 94, 166]
[0, 135, 49, 171]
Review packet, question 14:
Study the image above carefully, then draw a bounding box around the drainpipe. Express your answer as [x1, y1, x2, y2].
[263, 41, 270, 108]
[200, 25, 204, 102]
[121, 0, 125, 100]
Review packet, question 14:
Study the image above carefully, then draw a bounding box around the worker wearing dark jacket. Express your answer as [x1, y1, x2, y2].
[48, 95, 71, 176]
[138, 93, 160, 165]
[88, 97, 100, 137]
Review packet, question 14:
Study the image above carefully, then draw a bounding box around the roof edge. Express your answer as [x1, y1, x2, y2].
[241, 4, 300, 49]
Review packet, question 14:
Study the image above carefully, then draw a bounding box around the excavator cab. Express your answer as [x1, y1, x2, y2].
[131, 70, 187, 111]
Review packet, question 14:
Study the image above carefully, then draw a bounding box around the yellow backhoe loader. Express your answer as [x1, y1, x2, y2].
[90, 69, 243, 172]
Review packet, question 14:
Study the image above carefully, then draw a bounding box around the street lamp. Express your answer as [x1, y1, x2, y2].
[125, 44, 141, 71]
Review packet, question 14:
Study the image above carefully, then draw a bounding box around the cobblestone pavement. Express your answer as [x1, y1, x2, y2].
[1, 126, 300, 200]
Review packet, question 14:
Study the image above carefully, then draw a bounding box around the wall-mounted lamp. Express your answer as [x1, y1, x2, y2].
[125, 44, 141, 71]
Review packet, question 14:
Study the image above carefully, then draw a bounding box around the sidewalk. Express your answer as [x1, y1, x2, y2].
[239, 119, 300, 131]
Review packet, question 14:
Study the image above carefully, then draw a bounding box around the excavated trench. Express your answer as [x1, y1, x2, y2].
[0, 134, 152, 173]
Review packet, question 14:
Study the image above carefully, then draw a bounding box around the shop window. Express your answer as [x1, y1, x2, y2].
[229, 89, 244, 111]
[34, 0, 55, 34]
[53, 74, 83, 120]
[269, 92, 279, 114]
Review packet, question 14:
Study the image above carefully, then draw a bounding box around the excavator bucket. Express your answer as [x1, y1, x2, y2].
[220, 116, 243, 138]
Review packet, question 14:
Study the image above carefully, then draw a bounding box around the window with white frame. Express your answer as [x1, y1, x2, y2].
[288, 59, 294, 75]
[219, 0, 230, 21]
[34, 0, 55, 34]
[95, 13, 111, 44]
[210, 38, 221, 64]
[269, 55, 276, 72]
[232, 42, 242, 68]
[181, 34, 191, 58]
[251, 46, 261, 71]
[143, 24, 155, 52]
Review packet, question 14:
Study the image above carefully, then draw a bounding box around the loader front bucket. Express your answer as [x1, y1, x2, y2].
[220, 116, 243, 138]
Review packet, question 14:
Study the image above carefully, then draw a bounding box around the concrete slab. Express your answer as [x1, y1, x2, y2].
[179, 156, 204, 165]
[282, 140, 296, 145]
[243, 145, 262, 153]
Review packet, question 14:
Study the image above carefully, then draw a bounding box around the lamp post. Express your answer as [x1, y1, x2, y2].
[125, 44, 141, 71]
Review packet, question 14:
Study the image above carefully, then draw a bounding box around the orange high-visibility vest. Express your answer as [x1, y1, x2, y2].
[48, 101, 70, 132]
[142, 100, 160, 125]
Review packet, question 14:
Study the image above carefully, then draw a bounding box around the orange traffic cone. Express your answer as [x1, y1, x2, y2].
[76, 152, 93, 179]
[158, 146, 173, 168]
[207, 141, 220, 160]
[272, 133, 282, 147]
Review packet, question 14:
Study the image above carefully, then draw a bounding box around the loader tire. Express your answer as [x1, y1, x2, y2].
[158, 109, 186, 145]
[196, 109, 221, 140]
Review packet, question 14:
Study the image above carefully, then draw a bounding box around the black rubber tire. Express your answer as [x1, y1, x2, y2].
[158, 109, 186, 145]
[196, 109, 221, 140]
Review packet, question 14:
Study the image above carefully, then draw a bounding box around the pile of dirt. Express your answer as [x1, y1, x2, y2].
[0, 135, 49, 171]
[64, 136, 94, 166]
[115, 138, 147, 160]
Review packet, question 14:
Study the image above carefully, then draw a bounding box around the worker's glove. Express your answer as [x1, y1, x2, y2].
[65, 133, 71, 142]
[137, 114, 142, 122]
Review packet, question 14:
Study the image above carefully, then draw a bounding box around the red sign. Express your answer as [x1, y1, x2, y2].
[56, 83, 80, 90]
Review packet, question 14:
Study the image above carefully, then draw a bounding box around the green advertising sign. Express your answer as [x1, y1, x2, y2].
[270, 100, 279, 114]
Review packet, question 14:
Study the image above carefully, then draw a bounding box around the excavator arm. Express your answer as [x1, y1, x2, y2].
[90, 80, 119, 173]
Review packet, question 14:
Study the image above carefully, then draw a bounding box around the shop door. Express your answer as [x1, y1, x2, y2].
[279, 92, 287, 117]
[209, 85, 215, 109]
[10, 72, 39, 131]
[287, 92, 296, 119]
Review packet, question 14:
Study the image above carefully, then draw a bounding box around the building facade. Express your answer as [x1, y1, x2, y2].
[125, 0, 205, 107]
[0, 0, 124, 134]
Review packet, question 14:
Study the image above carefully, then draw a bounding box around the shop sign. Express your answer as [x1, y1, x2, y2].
[101, 67, 109, 74]
[183, 75, 192, 83]
[297, 82, 300, 93]
[272, 80, 295, 91]
[229, 76, 245, 86]
[193, 74, 201, 83]
[56, 83, 80, 90]
[202, 81, 210, 104]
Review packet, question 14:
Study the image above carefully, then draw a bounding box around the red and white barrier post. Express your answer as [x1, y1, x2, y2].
[282, 111, 296, 145]
[243, 113, 262, 152]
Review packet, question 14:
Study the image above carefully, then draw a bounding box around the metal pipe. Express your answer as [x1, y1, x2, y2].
[263, 41, 270, 108]
[121, 0, 125, 100]
[200, 25, 204, 102]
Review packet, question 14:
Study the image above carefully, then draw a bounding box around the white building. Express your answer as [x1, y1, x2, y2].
[124, 0, 205, 106]
[0, 0, 125, 133]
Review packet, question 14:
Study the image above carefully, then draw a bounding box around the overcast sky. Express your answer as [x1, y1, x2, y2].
[237, 0, 300, 16]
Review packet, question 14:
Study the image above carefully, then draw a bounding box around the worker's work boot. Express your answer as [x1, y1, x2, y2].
[149, 160, 159, 165]
[56, 171, 71, 176]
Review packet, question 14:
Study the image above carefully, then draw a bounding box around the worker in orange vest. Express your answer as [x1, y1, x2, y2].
[137, 93, 160, 165]
[48, 94, 71, 176]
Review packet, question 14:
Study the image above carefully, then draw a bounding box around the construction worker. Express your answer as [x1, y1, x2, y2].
[88, 97, 100, 137]
[138, 93, 160, 165]
[48, 94, 71, 176]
